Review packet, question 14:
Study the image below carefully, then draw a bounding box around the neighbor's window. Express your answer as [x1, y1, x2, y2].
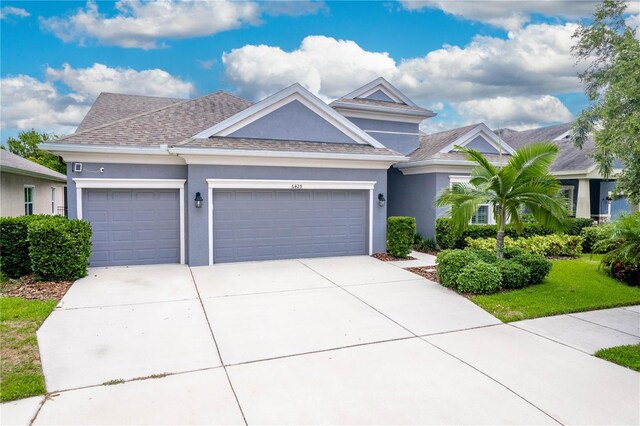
[24, 186, 34, 215]
[51, 187, 57, 214]
[560, 186, 575, 215]
[471, 205, 490, 225]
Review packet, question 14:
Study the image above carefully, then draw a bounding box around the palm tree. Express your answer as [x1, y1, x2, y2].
[435, 142, 570, 258]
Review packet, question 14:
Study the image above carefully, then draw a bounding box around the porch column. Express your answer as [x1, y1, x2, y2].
[576, 179, 591, 218]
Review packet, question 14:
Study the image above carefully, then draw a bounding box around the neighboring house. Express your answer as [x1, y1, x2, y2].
[41, 78, 634, 267]
[0, 150, 67, 217]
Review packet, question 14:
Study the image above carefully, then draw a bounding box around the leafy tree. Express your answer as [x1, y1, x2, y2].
[3, 130, 66, 174]
[572, 0, 640, 204]
[435, 143, 569, 258]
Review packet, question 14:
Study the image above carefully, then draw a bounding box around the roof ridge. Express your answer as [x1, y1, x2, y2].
[97, 92, 185, 101]
[55, 92, 224, 143]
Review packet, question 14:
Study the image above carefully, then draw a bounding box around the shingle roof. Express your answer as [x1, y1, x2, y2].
[331, 97, 435, 115]
[178, 137, 402, 156]
[408, 123, 481, 162]
[0, 150, 66, 181]
[501, 122, 595, 172]
[76, 93, 184, 132]
[51, 91, 253, 147]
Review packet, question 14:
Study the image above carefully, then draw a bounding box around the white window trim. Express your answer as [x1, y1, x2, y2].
[561, 185, 575, 215]
[73, 178, 186, 264]
[51, 187, 57, 214]
[24, 185, 35, 216]
[448, 176, 495, 225]
[206, 179, 377, 266]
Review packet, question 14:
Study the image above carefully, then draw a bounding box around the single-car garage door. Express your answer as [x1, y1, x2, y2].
[213, 189, 368, 263]
[84, 189, 180, 267]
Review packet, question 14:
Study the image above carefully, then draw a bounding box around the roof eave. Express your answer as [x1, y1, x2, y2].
[0, 165, 66, 182]
[331, 101, 436, 118]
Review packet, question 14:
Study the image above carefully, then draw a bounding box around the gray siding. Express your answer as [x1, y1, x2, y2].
[465, 135, 499, 154]
[363, 90, 396, 103]
[367, 132, 420, 156]
[599, 180, 633, 218]
[347, 118, 418, 134]
[229, 100, 356, 144]
[187, 165, 388, 266]
[387, 168, 450, 239]
[345, 118, 420, 155]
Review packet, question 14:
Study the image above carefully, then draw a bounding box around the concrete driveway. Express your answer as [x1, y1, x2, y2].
[6, 257, 639, 425]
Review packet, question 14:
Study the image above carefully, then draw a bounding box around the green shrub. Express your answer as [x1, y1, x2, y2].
[566, 218, 596, 235]
[465, 234, 583, 257]
[436, 250, 479, 288]
[413, 233, 437, 253]
[595, 213, 640, 286]
[497, 259, 531, 289]
[387, 216, 416, 258]
[27, 218, 92, 281]
[0, 215, 63, 278]
[503, 246, 526, 259]
[512, 253, 552, 285]
[465, 249, 497, 263]
[456, 261, 502, 294]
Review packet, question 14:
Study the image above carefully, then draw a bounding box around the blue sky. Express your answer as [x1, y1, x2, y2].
[1, 0, 638, 143]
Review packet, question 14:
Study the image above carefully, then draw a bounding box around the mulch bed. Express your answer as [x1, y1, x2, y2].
[371, 253, 417, 261]
[406, 266, 439, 283]
[0, 275, 72, 301]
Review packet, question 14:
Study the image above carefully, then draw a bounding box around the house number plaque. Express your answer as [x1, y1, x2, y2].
[291, 184, 303, 189]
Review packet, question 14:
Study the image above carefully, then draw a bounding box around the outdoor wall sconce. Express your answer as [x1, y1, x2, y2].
[378, 193, 386, 207]
[194, 192, 203, 209]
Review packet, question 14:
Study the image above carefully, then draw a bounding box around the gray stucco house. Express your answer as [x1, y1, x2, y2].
[42, 78, 634, 267]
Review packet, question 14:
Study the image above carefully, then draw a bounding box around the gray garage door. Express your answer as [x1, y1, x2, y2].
[84, 189, 180, 267]
[213, 189, 368, 263]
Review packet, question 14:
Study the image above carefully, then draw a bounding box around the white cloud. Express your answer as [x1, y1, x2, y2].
[453, 95, 573, 130]
[1, 64, 193, 134]
[400, 0, 600, 30]
[221, 24, 582, 127]
[41, 0, 324, 49]
[627, 14, 640, 40]
[0, 6, 30, 20]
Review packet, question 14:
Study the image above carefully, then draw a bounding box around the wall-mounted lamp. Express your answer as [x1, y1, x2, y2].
[378, 193, 386, 208]
[194, 192, 203, 209]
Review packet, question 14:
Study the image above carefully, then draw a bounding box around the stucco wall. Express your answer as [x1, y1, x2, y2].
[1, 172, 66, 217]
[387, 168, 450, 239]
[345, 117, 420, 155]
[599, 180, 633, 218]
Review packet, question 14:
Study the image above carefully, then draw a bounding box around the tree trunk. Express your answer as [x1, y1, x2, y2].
[496, 205, 506, 259]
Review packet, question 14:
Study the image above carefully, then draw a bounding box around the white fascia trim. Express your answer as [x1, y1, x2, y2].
[396, 158, 503, 175]
[40, 143, 171, 155]
[40, 143, 185, 164]
[170, 147, 405, 162]
[73, 178, 186, 264]
[331, 101, 436, 118]
[341, 77, 418, 107]
[193, 84, 385, 149]
[207, 179, 376, 190]
[332, 108, 429, 124]
[73, 178, 186, 189]
[553, 130, 572, 141]
[439, 123, 516, 155]
[364, 129, 420, 136]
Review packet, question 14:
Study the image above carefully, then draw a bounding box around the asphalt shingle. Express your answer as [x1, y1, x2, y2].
[0, 150, 66, 181]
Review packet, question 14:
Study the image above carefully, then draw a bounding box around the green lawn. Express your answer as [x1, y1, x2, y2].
[0, 297, 57, 402]
[595, 344, 640, 371]
[471, 255, 640, 322]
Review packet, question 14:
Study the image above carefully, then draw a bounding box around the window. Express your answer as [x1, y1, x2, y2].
[560, 186, 575, 215]
[24, 186, 34, 215]
[471, 205, 490, 225]
[51, 187, 57, 214]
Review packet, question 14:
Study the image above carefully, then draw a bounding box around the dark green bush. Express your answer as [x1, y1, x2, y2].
[387, 216, 416, 258]
[436, 249, 479, 287]
[566, 218, 596, 236]
[466, 249, 497, 263]
[414, 233, 437, 253]
[0, 215, 63, 278]
[27, 218, 92, 281]
[503, 246, 526, 259]
[512, 253, 552, 285]
[456, 261, 502, 294]
[497, 259, 531, 289]
[581, 225, 616, 254]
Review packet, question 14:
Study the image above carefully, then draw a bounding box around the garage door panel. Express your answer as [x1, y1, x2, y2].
[213, 189, 367, 263]
[84, 189, 180, 267]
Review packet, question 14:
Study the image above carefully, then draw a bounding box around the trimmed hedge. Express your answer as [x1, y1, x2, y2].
[436, 248, 552, 293]
[435, 217, 594, 249]
[464, 234, 583, 257]
[0, 215, 92, 281]
[387, 216, 416, 258]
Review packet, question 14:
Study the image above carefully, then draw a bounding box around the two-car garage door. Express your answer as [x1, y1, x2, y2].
[212, 189, 368, 263]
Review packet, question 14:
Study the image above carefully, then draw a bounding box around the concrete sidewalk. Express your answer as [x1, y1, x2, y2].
[3, 259, 639, 425]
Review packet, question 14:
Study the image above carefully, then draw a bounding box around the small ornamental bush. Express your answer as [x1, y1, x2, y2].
[466, 249, 497, 264]
[456, 261, 502, 294]
[387, 216, 416, 258]
[512, 253, 552, 285]
[464, 234, 583, 257]
[497, 259, 531, 289]
[503, 246, 526, 259]
[566, 218, 596, 236]
[27, 218, 92, 281]
[413, 233, 437, 253]
[436, 249, 479, 288]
